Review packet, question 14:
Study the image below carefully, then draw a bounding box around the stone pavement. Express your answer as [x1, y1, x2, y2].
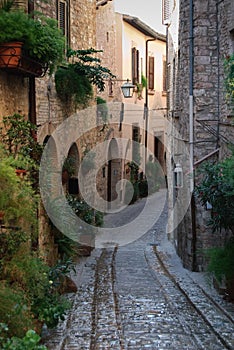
[43, 190, 234, 350]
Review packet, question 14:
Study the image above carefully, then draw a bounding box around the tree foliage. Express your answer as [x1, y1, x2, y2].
[55, 48, 115, 106]
[196, 151, 234, 234]
[224, 54, 234, 111]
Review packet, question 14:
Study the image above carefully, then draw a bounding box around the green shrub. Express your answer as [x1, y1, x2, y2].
[0, 284, 33, 338]
[67, 195, 103, 226]
[2, 250, 71, 330]
[0, 327, 47, 350]
[207, 239, 234, 284]
[196, 151, 234, 234]
[0, 152, 38, 229]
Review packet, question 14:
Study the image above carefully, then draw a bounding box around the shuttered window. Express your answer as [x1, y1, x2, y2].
[57, 0, 69, 42]
[148, 56, 154, 90]
[132, 47, 139, 84]
[162, 0, 171, 25]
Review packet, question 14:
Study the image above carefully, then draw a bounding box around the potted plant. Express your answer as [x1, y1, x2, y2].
[136, 74, 147, 99]
[0, 8, 65, 75]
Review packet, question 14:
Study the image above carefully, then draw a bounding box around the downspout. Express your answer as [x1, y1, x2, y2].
[28, 0, 36, 128]
[189, 0, 194, 193]
[189, 0, 197, 271]
[215, 0, 224, 149]
[144, 38, 156, 167]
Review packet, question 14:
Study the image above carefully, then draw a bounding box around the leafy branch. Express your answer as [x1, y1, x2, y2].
[55, 48, 115, 107]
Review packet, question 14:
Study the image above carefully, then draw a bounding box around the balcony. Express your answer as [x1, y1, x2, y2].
[0, 42, 46, 77]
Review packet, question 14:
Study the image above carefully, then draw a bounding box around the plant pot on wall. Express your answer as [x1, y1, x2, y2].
[0, 41, 23, 66]
[0, 41, 43, 77]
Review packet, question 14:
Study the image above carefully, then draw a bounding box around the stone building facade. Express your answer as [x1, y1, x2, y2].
[0, 0, 116, 264]
[96, 1, 167, 202]
[165, 0, 234, 270]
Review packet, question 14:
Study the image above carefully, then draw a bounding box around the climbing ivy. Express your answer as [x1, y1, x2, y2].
[224, 54, 234, 112]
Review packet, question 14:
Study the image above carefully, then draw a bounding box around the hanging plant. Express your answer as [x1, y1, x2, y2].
[0, 7, 65, 74]
[55, 48, 115, 107]
[55, 65, 93, 106]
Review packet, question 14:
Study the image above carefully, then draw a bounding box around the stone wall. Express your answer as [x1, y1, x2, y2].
[0, 72, 29, 118]
[168, 0, 234, 271]
[35, 0, 97, 134]
[96, 1, 120, 102]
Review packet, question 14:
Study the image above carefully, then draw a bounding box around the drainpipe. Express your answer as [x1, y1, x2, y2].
[189, 0, 197, 271]
[189, 0, 194, 193]
[215, 0, 224, 149]
[28, 1, 36, 128]
[144, 38, 156, 167]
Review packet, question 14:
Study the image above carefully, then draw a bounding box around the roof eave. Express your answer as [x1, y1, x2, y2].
[123, 14, 166, 41]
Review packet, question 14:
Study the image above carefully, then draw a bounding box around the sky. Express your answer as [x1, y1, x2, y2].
[114, 0, 166, 35]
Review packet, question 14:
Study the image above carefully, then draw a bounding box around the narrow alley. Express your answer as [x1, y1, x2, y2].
[43, 190, 234, 350]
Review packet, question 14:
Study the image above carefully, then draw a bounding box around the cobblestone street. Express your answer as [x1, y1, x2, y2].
[43, 190, 234, 350]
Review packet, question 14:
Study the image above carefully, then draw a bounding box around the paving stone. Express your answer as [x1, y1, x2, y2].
[43, 195, 234, 350]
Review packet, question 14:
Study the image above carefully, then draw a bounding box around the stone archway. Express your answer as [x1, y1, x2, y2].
[66, 143, 80, 195]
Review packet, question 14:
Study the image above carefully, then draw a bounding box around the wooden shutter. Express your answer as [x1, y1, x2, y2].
[132, 47, 139, 84]
[162, 0, 170, 25]
[58, 0, 67, 37]
[148, 56, 154, 90]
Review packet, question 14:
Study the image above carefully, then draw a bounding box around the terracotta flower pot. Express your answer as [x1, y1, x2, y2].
[0, 41, 23, 67]
[0, 41, 43, 77]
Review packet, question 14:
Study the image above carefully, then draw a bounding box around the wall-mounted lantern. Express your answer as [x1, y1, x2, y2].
[174, 163, 183, 188]
[121, 79, 135, 98]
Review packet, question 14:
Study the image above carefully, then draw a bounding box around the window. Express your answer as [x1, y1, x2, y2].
[148, 56, 154, 90]
[57, 0, 69, 44]
[162, 0, 172, 25]
[132, 47, 139, 84]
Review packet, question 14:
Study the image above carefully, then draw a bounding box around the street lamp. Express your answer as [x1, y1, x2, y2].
[121, 79, 135, 98]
